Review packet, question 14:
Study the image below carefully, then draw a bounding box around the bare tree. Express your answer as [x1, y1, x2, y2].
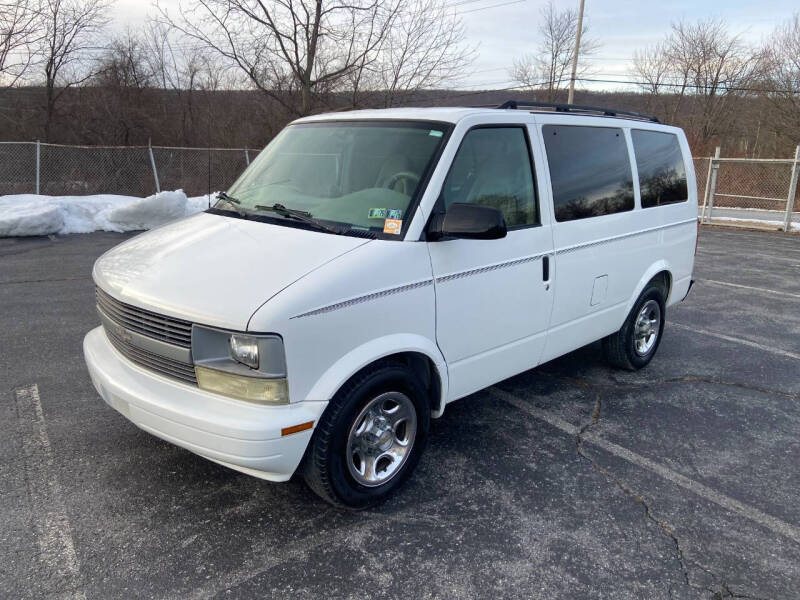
[511, 1, 599, 102]
[91, 29, 157, 144]
[763, 13, 800, 148]
[142, 20, 209, 144]
[39, 0, 110, 139]
[0, 0, 41, 87]
[363, 0, 473, 107]
[159, 0, 406, 116]
[96, 30, 154, 89]
[631, 43, 670, 96]
[630, 18, 765, 146]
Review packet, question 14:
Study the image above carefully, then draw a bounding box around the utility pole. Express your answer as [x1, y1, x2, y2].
[567, 0, 586, 105]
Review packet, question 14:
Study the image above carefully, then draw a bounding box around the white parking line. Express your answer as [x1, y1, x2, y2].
[670, 322, 800, 361]
[700, 278, 800, 300]
[15, 384, 86, 600]
[489, 387, 800, 545]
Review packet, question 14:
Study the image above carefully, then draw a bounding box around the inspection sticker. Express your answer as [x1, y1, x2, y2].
[368, 208, 387, 219]
[387, 208, 403, 220]
[383, 219, 403, 235]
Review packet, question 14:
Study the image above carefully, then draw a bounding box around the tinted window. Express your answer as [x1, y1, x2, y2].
[441, 127, 537, 227]
[542, 125, 634, 222]
[631, 130, 688, 208]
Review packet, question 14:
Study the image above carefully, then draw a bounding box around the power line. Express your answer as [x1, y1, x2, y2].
[394, 74, 800, 107]
[574, 77, 800, 94]
[445, 0, 497, 7]
[457, 0, 526, 14]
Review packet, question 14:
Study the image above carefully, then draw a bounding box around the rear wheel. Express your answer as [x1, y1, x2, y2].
[603, 283, 666, 370]
[301, 362, 429, 509]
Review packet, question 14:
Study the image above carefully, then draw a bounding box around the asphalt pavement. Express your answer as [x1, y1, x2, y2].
[2, 227, 799, 599]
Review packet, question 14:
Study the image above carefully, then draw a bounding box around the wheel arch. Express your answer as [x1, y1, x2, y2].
[304, 334, 448, 418]
[624, 262, 673, 318]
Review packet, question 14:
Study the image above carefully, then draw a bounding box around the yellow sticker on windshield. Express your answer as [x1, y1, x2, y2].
[368, 208, 387, 219]
[384, 219, 402, 235]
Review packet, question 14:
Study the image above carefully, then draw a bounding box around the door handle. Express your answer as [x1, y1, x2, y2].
[542, 255, 550, 281]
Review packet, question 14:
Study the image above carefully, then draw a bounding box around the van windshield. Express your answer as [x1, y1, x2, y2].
[223, 121, 450, 236]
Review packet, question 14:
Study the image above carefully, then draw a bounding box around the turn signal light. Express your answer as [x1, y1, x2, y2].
[281, 421, 314, 436]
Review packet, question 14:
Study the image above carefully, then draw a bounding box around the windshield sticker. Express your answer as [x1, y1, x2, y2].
[368, 208, 387, 219]
[429, 130, 444, 138]
[384, 219, 402, 235]
[387, 208, 403, 220]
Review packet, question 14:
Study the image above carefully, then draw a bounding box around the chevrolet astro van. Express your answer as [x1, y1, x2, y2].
[84, 101, 697, 508]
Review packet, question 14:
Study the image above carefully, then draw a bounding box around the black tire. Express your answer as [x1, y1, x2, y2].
[301, 361, 430, 509]
[603, 283, 666, 370]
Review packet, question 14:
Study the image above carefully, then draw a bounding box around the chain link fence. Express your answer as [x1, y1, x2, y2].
[0, 141, 260, 197]
[694, 147, 800, 231]
[1, 141, 798, 230]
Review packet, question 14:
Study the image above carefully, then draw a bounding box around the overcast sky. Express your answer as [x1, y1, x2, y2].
[114, 0, 797, 91]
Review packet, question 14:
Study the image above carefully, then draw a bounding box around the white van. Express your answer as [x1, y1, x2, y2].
[84, 102, 697, 508]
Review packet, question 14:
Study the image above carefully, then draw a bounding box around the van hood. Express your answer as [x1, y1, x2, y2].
[93, 212, 370, 330]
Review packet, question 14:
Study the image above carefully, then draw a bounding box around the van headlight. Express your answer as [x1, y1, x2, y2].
[191, 326, 289, 404]
[229, 334, 260, 369]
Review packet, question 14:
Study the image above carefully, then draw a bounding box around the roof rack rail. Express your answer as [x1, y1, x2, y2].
[497, 100, 660, 123]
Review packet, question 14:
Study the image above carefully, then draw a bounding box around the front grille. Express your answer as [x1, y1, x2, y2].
[105, 327, 198, 384]
[96, 286, 197, 385]
[96, 287, 192, 348]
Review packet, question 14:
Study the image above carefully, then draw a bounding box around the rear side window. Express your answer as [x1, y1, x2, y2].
[441, 127, 538, 227]
[542, 125, 634, 222]
[631, 130, 688, 208]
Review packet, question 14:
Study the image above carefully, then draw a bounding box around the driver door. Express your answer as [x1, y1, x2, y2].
[427, 125, 555, 401]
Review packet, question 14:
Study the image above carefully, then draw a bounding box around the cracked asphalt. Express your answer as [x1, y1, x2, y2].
[2, 227, 799, 599]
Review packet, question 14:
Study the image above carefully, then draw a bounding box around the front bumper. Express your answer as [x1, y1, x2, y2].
[83, 326, 327, 481]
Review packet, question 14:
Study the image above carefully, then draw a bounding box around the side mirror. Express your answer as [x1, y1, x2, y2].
[428, 203, 507, 241]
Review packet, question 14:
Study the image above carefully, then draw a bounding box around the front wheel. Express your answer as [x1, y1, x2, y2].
[301, 362, 429, 509]
[603, 284, 666, 370]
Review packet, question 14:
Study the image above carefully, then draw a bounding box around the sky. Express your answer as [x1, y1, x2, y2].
[113, 0, 798, 91]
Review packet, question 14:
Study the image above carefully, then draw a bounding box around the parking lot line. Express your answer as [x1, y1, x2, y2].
[670, 322, 800, 361]
[14, 384, 86, 600]
[489, 387, 800, 546]
[700, 278, 800, 300]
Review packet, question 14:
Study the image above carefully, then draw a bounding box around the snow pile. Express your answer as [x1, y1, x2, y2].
[0, 190, 214, 237]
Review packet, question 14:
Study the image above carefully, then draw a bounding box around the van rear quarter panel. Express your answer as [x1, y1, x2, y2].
[532, 116, 697, 363]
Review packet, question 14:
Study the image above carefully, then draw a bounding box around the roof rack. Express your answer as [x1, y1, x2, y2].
[496, 100, 660, 123]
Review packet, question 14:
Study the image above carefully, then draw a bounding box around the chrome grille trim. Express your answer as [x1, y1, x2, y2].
[96, 286, 197, 385]
[96, 287, 192, 347]
[105, 326, 198, 384]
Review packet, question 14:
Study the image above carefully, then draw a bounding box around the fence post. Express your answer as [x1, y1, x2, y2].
[783, 145, 800, 232]
[704, 147, 721, 223]
[244, 148, 250, 166]
[699, 156, 713, 222]
[148, 139, 161, 194]
[35, 140, 40, 194]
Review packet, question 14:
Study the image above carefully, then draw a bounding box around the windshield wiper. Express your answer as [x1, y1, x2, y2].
[214, 192, 245, 215]
[254, 203, 341, 235]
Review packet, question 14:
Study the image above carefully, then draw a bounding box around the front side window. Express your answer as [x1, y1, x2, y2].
[440, 127, 537, 227]
[223, 121, 449, 236]
[631, 130, 688, 208]
[543, 125, 634, 222]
